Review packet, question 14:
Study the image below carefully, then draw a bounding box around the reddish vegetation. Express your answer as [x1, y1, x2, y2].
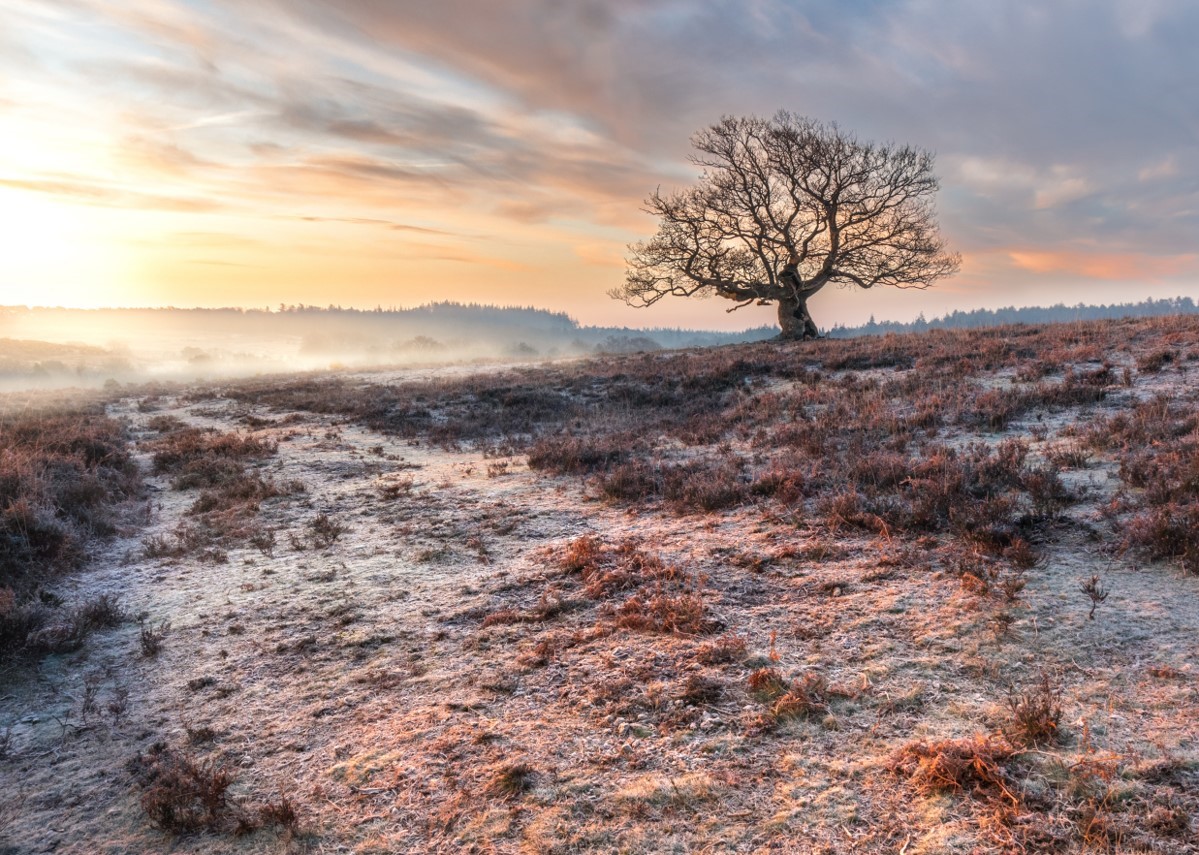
[2, 313, 1199, 853]
[1, 404, 140, 659]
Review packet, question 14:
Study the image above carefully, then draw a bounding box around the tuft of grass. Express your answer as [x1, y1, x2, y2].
[254, 795, 300, 831]
[73, 593, 127, 633]
[769, 672, 831, 721]
[612, 584, 716, 635]
[746, 667, 787, 703]
[560, 535, 604, 574]
[695, 632, 748, 665]
[482, 763, 536, 798]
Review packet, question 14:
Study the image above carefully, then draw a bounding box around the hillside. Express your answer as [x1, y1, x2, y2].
[1, 314, 1197, 854]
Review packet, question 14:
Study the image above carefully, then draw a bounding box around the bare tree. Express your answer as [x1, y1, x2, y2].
[614, 113, 961, 340]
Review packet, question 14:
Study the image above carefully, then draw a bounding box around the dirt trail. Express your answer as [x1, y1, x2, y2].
[0, 376, 585, 852]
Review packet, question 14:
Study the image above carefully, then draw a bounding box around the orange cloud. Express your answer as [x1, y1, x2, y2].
[1008, 249, 1199, 280]
[573, 242, 625, 268]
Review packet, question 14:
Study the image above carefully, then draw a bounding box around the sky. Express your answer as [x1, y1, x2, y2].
[1, 0, 1197, 331]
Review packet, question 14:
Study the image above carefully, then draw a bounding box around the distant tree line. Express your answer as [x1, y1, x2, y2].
[826, 297, 1199, 338]
[0, 302, 775, 363]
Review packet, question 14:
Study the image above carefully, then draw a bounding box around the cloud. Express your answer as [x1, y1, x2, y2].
[1138, 155, 1179, 182]
[1008, 249, 1199, 280]
[167, 231, 264, 249]
[574, 242, 626, 269]
[409, 249, 534, 272]
[291, 216, 457, 236]
[118, 135, 212, 177]
[241, 0, 1199, 242]
[0, 176, 219, 212]
[1032, 168, 1095, 211]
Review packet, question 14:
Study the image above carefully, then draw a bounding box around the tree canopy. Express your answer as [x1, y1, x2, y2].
[614, 113, 961, 339]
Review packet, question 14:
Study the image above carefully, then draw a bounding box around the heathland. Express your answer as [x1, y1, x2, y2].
[1, 314, 1197, 853]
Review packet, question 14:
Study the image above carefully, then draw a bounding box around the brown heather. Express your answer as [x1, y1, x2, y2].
[2, 313, 1199, 853]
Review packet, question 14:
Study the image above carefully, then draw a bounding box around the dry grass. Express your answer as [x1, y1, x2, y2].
[611, 583, 717, 635]
[5, 314, 1199, 853]
[890, 735, 1018, 802]
[0, 405, 140, 662]
[137, 425, 303, 559]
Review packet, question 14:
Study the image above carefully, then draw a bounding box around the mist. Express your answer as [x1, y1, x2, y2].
[0, 303, 774, 393]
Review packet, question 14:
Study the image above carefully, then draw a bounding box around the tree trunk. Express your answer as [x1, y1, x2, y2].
[777, 296, 820, 341]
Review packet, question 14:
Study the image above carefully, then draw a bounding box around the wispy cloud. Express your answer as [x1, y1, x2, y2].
[1008, 249, 1199, 281]
[0, 176, 220, 212]
[292, 216, 458, 236]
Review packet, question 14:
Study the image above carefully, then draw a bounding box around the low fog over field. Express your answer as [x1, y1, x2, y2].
[0, 304, 773, 392]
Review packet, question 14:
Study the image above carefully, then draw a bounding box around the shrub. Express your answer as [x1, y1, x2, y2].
[189, 475, 282, 515]
[1005, 674, 1064, 747]
[1136, 348, 1175, 373]
[595, 460, 658, 502]
[660, 460, 748, 513]
[24, 616, 88, 655]
[72, 593, 127, 633]
[131, 745, 236, 833]
[147, 428, 276, 477]
[679, 674, 725, 706]
[13, 592, 126, 656]
[1021, 464, 1073, 520]
[140, 620, 170, 657]
[1123, 503, 1199, 574]
[1, 409, 140, 605]
[527, 434, 631, 475]
[142, 534, 184, 560]
[248, 529, 276, 557]
[307, 513, 348, 548]
[750, 464, 807, 503]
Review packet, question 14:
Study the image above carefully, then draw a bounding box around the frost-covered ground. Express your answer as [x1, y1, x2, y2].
[2, 317, 1197, 854]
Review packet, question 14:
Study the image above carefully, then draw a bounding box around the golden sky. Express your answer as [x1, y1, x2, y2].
[2, 0, 1197, 331]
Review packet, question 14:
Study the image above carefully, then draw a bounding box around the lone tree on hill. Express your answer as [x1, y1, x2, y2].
[614, 113, 960, 340]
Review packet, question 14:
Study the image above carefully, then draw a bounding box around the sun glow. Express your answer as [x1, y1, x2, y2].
[0, 187, 122, 307]
[0, 103, 130, 307]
